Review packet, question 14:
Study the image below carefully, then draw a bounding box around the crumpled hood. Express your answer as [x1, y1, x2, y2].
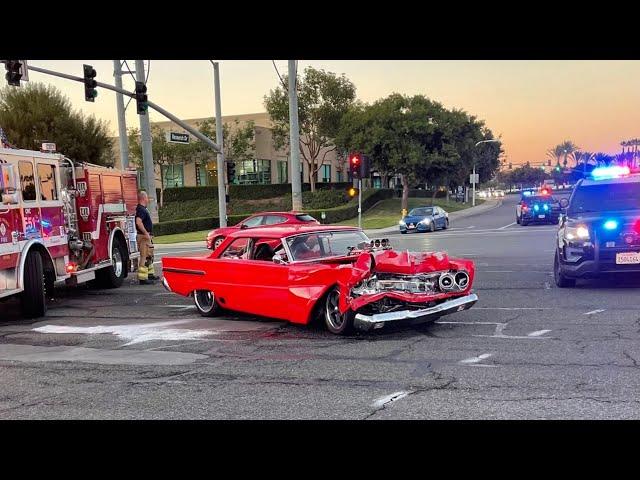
[372, 249, 450, 275]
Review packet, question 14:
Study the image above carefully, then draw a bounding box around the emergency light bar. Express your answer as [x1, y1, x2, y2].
[591, 165, 630, 180]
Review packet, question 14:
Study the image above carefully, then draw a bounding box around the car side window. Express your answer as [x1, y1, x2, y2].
[242, 216, 264, 228]
[264, 215, 287, 225]
[221, 238, 250, 259]
[252, 238, 281, 261]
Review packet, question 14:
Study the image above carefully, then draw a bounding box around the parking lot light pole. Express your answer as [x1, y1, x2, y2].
[210, 61, 227, 227]
[473, 139, 501, 207]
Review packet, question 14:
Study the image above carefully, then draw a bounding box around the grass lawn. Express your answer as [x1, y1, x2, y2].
[336, 198, 484, 229]
[153, 230, 210, 244]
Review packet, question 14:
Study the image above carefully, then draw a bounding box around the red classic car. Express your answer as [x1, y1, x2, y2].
[162, 225, 478, 335]
[206, 211, 320, 249]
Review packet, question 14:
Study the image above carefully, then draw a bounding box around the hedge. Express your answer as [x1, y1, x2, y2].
[153, 188, 394, 236]
[407, 189, 448, 198]
[157, 182, 353, 203]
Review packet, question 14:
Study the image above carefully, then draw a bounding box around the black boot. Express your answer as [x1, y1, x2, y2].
[139, 279, 153, 285]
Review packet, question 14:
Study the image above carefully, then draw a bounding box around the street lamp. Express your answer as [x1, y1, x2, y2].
[472, 139, 501, 206]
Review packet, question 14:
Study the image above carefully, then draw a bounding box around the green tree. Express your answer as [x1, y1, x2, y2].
[0, 82, 113, 166]
[264, 66, 356, 191]
[190, 118, 256, 174]
[547, 140, 579, 168]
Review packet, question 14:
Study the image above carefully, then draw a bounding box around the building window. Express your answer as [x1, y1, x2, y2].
[277, 160, 288, 184]
[237, 159, 271, 185]
[162, 163, 184, 188]
[337, 170, 343, 183]
[195, 162, 208, 186]
[320, 164, 331, 183]
[372, 176, 382, 189]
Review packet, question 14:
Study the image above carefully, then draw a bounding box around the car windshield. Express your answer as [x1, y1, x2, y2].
[569, 182, 640, 213]
[286, 230, 370, 261]
[408, 208, 434, 216]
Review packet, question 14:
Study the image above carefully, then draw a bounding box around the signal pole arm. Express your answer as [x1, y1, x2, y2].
[25, 64, 222, 155]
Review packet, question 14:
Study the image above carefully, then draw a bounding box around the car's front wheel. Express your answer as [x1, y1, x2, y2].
[211, 236, 225, 250]
[554, 252, 576, 288]
[193, 290, 222, 317]
[324, 287, 354, 335]
[429, 222, 436, 232]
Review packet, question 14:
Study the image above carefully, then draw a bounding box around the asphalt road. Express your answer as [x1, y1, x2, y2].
[2, 193, 640, 419]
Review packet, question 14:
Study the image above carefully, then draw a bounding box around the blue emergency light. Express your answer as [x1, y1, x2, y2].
[591, 166, 630, 180]
[603, 219, 619, 230]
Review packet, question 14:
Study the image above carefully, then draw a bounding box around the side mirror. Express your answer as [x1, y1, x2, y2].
[559, 198, 569, 209]
[272, 253, 286, 265]
[240, 224, 248, 229]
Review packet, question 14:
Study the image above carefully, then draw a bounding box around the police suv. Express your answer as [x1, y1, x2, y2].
[554, 166, 640, 287]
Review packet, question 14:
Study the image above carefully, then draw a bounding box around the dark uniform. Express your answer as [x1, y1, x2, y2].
[135, 203, 155, 282]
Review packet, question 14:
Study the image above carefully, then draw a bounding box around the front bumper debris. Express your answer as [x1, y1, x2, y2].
[353, 293, 478, 331]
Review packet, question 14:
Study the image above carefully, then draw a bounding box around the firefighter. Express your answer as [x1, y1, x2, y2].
[135, 191, 156, 285]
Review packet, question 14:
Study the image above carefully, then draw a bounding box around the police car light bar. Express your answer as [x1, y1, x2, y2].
[591, 165, 630, 180]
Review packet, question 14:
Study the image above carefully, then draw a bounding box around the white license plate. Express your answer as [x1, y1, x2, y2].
[616, 252, 640, 264]
[408, 224, 415, 229]
[538, 214, 546, 219]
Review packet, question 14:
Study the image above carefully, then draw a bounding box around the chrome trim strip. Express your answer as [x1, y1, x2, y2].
[162, 267, 206, 276]
[354, 293, 478, 327]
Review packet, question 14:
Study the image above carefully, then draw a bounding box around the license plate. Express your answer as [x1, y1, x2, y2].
[538, 214, 545, 219]
[408, 224, 415, 229]
[616, 252, 640, 264]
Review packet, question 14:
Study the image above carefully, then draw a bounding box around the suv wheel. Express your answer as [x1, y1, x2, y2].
[554, 252, 576, 288]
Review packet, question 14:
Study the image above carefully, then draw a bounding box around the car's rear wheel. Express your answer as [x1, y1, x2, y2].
[193, 290, 221, 317]
[443, 218, 449, 229]
[324, 288, 354, 335]
[516, 214, 521, 224]
[95, 239, 127, 288]
[554, 252, 576, 288]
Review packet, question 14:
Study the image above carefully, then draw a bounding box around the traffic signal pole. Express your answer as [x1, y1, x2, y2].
[25, 63, 223, 219]
[212, 61, 227, 228]
[288, 60, 303, 211]
[135, 60, 159, 223]
[113, 60, 129, 170]
[358, 178, 362, 229]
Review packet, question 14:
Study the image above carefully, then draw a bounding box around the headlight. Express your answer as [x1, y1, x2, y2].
[419, 218, 431, 225]
[565, 225, 590, 241]
[399, 220, 406, 226]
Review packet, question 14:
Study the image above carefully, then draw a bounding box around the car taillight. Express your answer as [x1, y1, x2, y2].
[634, 220, 640, 235]
[66, 262, 77, 273]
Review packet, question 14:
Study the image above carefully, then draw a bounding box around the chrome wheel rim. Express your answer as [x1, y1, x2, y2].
[194, 290, 215, 313]
[325, 290, 344, 330]
[214, 237, 224, 249]
[112, 248, 123, 277]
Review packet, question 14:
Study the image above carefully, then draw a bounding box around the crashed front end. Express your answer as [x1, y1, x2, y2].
[341, 247, 477, 331]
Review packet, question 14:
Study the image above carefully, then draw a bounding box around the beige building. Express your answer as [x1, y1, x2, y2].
[112, 112, 350, 189]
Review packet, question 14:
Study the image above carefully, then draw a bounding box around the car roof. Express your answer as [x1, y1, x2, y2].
[227, 224, 361, 239]
[246, 211, 310, 217]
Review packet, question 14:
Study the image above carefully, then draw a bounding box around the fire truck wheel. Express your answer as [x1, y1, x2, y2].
[96, 239, 127, 288]
[21, 252, 47, 319]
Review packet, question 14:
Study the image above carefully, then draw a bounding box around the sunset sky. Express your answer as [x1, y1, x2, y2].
[25, 60, 640, 166]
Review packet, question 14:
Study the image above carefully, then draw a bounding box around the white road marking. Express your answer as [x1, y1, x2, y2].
[164, 304, 196, 310]
[459, 353, 492, 364]
[33, 320, 215, 346]
[584, 309, 606, 315]
[467, 226, 476, 229]
[371, 391, 412, 409]
[527, 329, 552, 337]
[498, 222, 517, 230]
[473, 307, 554, 310]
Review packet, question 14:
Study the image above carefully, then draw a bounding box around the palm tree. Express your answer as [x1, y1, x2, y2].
[594, 152, 614, 166]
[557, 140, 579, 167]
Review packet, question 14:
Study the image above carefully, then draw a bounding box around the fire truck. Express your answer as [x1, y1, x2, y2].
[0, 146, 140, 318]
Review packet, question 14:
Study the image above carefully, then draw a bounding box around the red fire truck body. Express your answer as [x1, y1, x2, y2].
[0, 147, 140, 318]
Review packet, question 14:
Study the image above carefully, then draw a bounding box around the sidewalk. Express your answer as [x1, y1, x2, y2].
[363, 199, 501, 236]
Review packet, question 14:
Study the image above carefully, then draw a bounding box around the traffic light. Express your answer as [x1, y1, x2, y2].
[135, 81, 148, 115]
[347, 186, 359, 198]
[4, 60, 22, 87]
[83, 64, 97, 102]
[349, 152, 362, 178]
[226, 161, 236, 184]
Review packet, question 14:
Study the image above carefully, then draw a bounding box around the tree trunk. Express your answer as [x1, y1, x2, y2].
[431, 187, 437, 206]
[401, 174, 409, 213]
[309, 163, 316, 192]
[159, 168, 164, 209]
[381, 173, 388, 189]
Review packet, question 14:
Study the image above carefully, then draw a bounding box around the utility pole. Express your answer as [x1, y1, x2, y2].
[288, 60, 302, 211]
[113, 60, 129, 170]
[211, 61, 227, 227]
[135, 60, 159, 223]
[473, 139, 501, 207]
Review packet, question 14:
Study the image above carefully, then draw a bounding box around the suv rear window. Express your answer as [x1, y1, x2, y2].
[295, 214, 317, 222]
